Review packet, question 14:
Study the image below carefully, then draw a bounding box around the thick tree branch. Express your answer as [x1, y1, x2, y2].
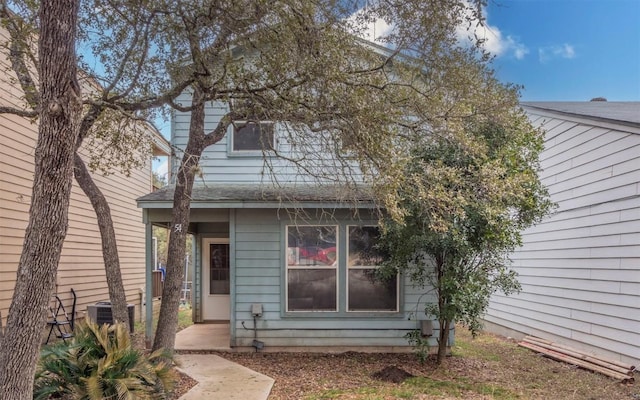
[73, 153, 130, 326]
[0, 106, 37, 118]
[203, 113, 234, 147]
[105, 13, 156, 100]
[97, 77, 195, 112]
[77, 103, 103, 145]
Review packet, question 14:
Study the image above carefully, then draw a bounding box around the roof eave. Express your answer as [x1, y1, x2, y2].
[521, 103, 640, 133]
[137, 199, 376, 209]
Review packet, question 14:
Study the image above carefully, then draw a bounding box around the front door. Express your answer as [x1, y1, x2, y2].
[202, 238, 230, 321]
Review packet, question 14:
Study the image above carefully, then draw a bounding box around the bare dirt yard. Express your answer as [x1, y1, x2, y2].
[223, 328, 638, 400]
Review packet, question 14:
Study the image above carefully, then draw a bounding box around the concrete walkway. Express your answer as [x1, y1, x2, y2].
[176, 354, 274, 400]
[174, 325, 273, 399]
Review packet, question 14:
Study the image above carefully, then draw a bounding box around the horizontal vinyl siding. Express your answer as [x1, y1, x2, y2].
[172, 94, 293, 184]
[486, 110, 640, 365]
[231, 208, 441, 349]
[233, 209, 283, 330]
[171, 92, 362, 185]
[0, 32, 152, 326]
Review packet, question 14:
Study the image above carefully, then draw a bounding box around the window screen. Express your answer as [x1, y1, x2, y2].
[232, 122, 274, 151]
[286, 226, 337, 311]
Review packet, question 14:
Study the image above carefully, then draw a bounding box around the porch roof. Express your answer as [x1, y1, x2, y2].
[137, 183, 376, 209]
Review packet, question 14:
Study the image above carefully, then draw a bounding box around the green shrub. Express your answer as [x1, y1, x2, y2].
[404, 329, 432, 364]
[34, 320, 175, 399]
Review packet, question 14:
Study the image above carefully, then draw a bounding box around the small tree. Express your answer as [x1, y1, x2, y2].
[379, 110, 554, 364]
[152, 170, 167, 189]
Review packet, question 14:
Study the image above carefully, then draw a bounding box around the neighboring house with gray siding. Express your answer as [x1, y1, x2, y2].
[485, 102, 640, 366]
[137, 92, 447, 351]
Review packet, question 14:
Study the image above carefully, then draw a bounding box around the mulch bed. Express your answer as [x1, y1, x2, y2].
[142, 328, 638, 400]
[169, 369, 198, 399]
[223, 352, 441, 399]
[222, 333, 638, 400]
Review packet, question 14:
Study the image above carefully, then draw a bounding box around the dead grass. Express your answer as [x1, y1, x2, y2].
[225, 327, 639, 400]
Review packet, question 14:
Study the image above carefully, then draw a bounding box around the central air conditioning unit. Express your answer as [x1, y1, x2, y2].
[86, 302, 135, 333]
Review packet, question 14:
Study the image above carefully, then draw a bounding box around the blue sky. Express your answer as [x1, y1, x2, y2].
[481, 0, 640, 101]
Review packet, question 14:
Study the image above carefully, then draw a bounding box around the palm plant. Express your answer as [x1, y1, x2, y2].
[34, 320, 175, 399]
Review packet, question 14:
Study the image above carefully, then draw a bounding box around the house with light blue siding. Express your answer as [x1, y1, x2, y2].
[137, 93, 447, 351]
[485, 102, 640, 366]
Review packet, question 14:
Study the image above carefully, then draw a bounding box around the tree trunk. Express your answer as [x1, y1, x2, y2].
[73, 153, 130, 327]
[435, 256, 448, 365]
[436, 318, 450, 364]
[0, 1, 81, 397]
[152, 96, 206, 352]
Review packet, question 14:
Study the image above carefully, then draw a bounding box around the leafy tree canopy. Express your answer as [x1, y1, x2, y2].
[378, 111, 554, 363]
[80, 0, 511, 210]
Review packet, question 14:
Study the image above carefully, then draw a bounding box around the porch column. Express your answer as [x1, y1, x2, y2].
[190, 232, 196, 321]
[143, 209, 153, 349]
[229, 208, 236, 347]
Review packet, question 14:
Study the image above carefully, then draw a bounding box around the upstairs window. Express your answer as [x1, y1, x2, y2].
[231, 121, 275, 152]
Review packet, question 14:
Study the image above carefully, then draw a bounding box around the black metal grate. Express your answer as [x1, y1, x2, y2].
[87, 303, 135, 333]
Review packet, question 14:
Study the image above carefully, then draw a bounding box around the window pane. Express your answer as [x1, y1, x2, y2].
[288, 269, 337, 311]
[287, 226, 337, 266]
[210, 244, 230, 295]
[348, 269, 397, 311]
[348, 226, 382, 266]
[233, 122, 274, 151]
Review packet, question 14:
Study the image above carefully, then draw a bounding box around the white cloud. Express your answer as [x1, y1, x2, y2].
[538, 43, 576, 63]
[510, 38, 530, 60]
[347, 1, 528, 59]
[346, 8, 393, 45]
[362, 17, 393, 43]
[456, 2, 529, 60]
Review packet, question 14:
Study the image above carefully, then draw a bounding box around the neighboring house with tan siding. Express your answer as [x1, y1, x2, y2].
[0, 30, 170, 329]
[485, 102, 640, 366]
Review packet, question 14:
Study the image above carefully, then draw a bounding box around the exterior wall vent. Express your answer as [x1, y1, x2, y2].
[421, 320, 433, 337]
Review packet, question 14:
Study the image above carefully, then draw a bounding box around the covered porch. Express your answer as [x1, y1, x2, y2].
[175, 323, 232, 351]
[138, 184, 376, 349]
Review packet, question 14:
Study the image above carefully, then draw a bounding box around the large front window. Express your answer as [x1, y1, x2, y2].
[347, 226, 397, 312]
[286, 226, 337, 311]
[285, 224, 398, 313]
